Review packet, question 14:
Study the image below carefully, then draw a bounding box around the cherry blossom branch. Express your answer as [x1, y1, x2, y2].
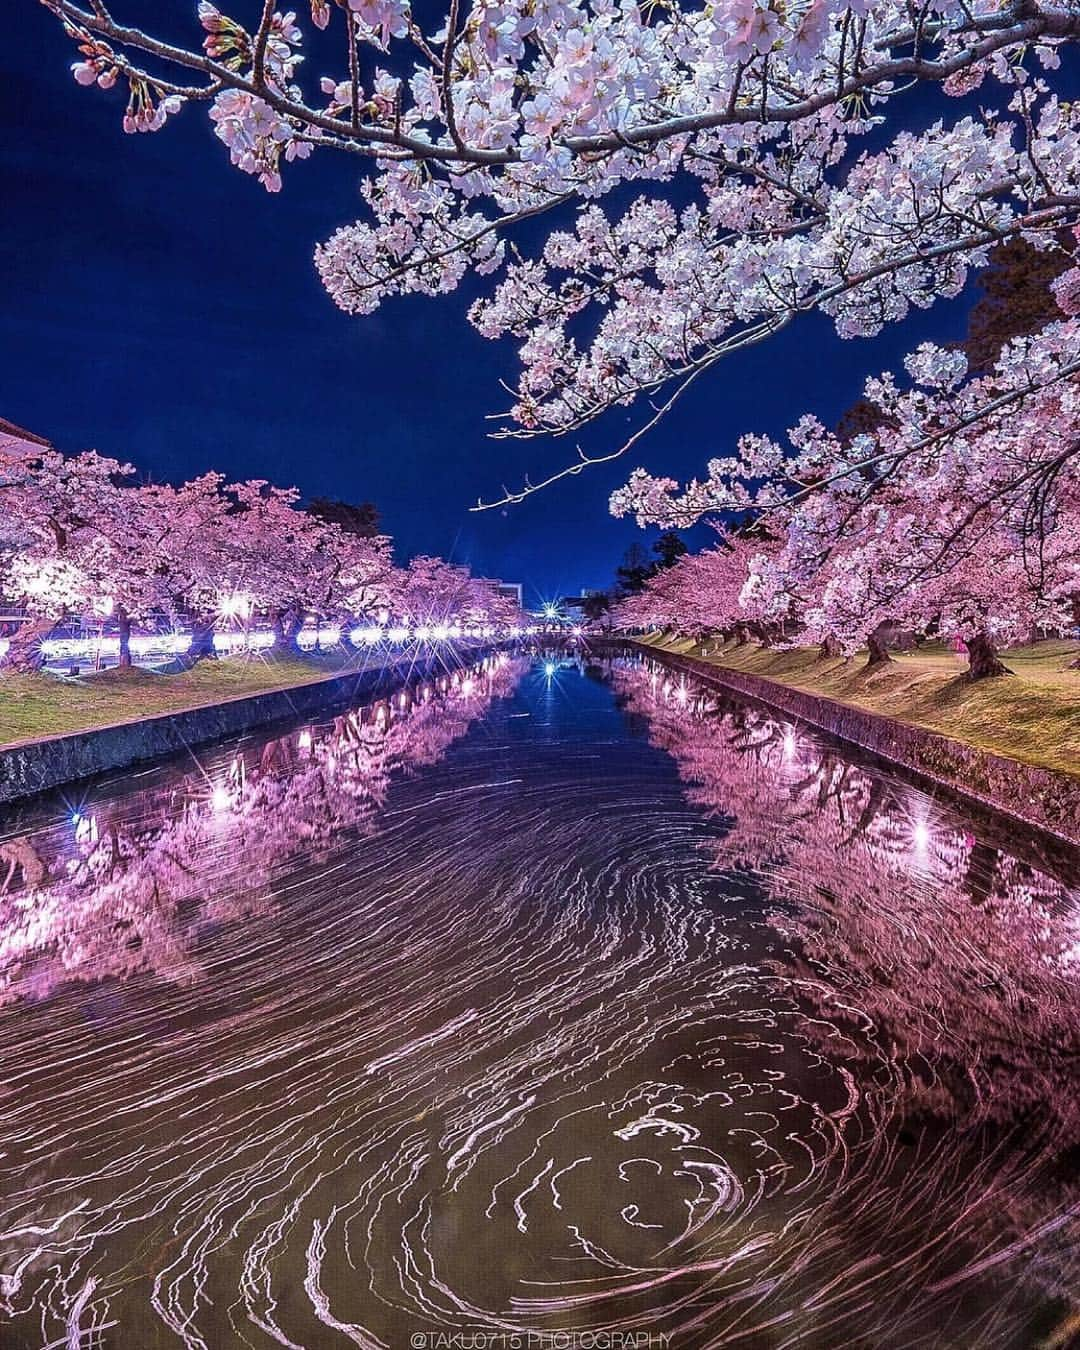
[39, 0, 1080, 164]
[470, 355, 726, 511]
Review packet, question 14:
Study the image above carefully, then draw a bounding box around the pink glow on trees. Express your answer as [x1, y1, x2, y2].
[0, 432, 138, 668]
[0, 434, 517, 668]
[215, 479, 396, 646]
[612, 318, 1080, 675]
[36, 0, 1080, 510]
[614, 535, 784, 645]
[393, 555, 521, 630]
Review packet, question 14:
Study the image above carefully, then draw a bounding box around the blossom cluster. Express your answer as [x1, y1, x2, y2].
[0, 424, 522, 669]
[611, 315, 1080, 669]
[44, 0, 1080, 488]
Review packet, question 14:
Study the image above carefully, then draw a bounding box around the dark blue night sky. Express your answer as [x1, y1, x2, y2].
[3, 4, 1000, 603]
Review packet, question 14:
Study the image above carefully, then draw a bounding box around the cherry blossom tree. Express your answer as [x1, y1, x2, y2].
[613, 315, 1080, 675]
[613, 534, 782, 645]
[0, 429, 515, 670]
[0, 429, 135, 669]
[35, 0, 1080, 509]
[218, 478, 395, 644]
[393, 554, 516, 628]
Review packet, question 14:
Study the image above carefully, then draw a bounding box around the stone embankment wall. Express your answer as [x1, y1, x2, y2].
[623, 642, 1080, 846]
[0, 654, 460, 805]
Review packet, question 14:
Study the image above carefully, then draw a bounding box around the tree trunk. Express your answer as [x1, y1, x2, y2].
[865, 626, 894, 667]
[271, 607, 303, 653]
[733, 622, 752, 647]
[965, 630, 1013, 680]
[819, 633, 842, 659]
[3, 617, 55, 673]
[116, 606, 132, 668]
[187, 618, 217, 663]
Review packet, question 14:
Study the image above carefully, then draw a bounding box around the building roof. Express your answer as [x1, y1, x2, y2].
[0, 417, 52, 448]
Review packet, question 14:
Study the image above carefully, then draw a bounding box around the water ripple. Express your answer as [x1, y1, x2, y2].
[0, 653, 1075, 1349]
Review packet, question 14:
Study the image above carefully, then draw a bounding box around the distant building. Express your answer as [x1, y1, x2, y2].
[559, 588, 606, 620]
[0, 417, 52, 451]
[493, 581, 523, 609]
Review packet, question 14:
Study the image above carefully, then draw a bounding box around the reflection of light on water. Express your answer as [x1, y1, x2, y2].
[3, 654, 1077, 1350]
[72, 812, 98, 845]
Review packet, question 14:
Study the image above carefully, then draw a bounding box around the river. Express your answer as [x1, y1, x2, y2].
[0, 650, 1076, 1349]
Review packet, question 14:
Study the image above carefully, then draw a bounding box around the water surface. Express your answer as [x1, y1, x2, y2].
[0, 652, 1077, 1349]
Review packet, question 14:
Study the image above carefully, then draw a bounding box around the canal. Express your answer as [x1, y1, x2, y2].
[0, 652, 1076, 1348]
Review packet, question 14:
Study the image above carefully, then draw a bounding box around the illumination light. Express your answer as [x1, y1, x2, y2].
[213, 631, 275, 653]
[218, 591, 252, 620]
[297, 625, 341, 648]
[544, 661, 557, 678]
[211, 785, 231, 813]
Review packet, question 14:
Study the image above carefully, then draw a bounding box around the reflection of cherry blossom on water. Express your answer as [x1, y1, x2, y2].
[0, 653, 522, 1003]
[0, 656, 1076, 1348]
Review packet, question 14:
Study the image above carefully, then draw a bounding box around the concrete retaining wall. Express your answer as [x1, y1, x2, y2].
[0, 653, 470, 805]
[622, 642, 1080, 847]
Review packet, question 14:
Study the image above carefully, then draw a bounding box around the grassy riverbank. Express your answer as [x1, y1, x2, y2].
[0, 652, 364, 747]
[634, 634, 1080, 777]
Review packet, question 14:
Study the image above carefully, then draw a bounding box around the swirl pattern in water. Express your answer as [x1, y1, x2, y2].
[0, 651, 1077, 1349]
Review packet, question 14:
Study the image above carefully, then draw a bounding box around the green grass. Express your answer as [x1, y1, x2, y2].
[636, 634, 1080, 777]
[0, 652, 363, 747]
